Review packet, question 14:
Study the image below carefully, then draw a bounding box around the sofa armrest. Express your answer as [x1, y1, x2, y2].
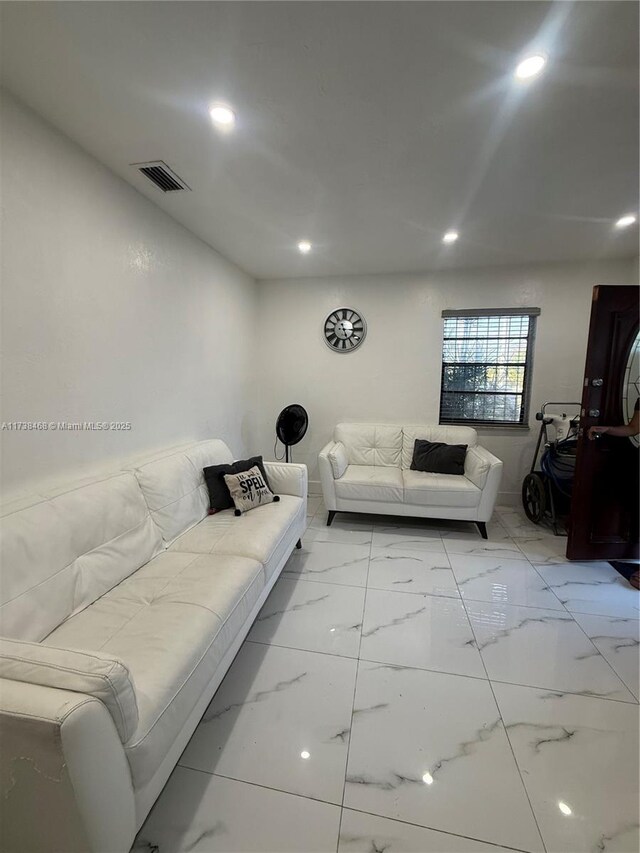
[318, 441, 338, 510]
[465, 446, 495, 490]
[327, 441, 348, 479]
[263, 461, 308, 500]
[0, 638, 138, 743]
[467, 446, 503, 522]
[0, 678, 136, 852]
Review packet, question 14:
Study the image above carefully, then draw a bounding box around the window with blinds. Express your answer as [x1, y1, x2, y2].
[439, 309, 539, 426]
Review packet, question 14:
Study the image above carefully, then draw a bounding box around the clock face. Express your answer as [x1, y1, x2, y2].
[324, 308, 367, 353]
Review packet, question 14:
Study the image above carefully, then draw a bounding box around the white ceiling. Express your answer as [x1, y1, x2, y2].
[1, 1, 638, 279]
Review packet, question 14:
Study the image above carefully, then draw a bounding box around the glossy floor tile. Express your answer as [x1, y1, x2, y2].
[371, 524, 446, 553]
[133, 767, 341, 852]
[443, 524, 525, 559]
[360, 588, 485, 677]
[466, 601, 636, 702]
[494, 682, 640, 853]
[134, 500, 638, 853]
[306, 496, 324, 517]
[367, 545, 459, 598]
[571, 611, 640, 699]
[283, 540, 371, 587]
[248, 577, 366, 658]
[179, 643, 357, 803]
[535, 561, 640, 618]
[304, 523, 374, 545]
[338, 810, 519, 852]
[449, 553, 566, 610]
[497, 509, 550, 538]
[344, 663, 544, 852]
[514, 534, 570, 565]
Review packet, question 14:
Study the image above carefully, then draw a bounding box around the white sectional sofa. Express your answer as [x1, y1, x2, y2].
[0, 439, 307, 853]
[319, 423, 502, 537]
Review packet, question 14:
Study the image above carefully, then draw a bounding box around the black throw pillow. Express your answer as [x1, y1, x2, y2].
[204, 456, 273, 512]
[410, 439, 467, 476]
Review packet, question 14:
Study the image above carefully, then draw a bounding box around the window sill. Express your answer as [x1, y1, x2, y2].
[440, 421, 531, 432]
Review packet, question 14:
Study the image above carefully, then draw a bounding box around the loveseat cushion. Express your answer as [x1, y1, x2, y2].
[335, 424, 403, 467]
[0, 473, 162, 642]
[168, 494, 305, 582]
[0, 638, 138, 743]
[43, 551, 264, 788]
[402, 470, 481, 508]
[334, 465, 404, 502]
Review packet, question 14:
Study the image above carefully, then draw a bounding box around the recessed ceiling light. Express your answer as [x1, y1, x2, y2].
[558, 801, 572, 816]
[615, 214, 637, 229]
[422, 772, 434, 785]
[209, 104, 236, 127]
[515, 54, 547, 80]
[298, 240, 312, 254]
[300, 750, 311, 760]
[442, 231, 459, 244]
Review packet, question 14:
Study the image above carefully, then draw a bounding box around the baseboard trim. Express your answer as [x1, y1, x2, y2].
[497, 491, 521, 508]
[308, 479, 323, 497]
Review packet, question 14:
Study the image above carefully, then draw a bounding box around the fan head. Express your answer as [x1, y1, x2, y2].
[276, 404, 309, 447]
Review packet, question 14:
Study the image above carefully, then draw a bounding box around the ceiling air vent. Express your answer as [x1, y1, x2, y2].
[132, 161, 190, 192]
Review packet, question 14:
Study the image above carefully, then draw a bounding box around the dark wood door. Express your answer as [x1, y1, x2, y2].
[567, 285, 639, 561]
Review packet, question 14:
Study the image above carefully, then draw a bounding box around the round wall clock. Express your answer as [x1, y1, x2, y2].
[323, 307, 367, 353]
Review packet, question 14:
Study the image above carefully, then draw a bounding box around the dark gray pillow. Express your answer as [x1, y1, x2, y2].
[410, 439, 467, 475]
[204, 456, 272, 512]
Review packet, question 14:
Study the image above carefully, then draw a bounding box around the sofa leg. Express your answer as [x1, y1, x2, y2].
[476, 522, 488, 540]
[296, 539, 302, 550]
[327, 510, 336, 527]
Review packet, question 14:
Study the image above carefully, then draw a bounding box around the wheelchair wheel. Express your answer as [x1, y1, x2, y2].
[522, 473, 546, 523]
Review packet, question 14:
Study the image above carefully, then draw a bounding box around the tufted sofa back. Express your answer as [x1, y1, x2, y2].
[0, 474, 162, 642]
[401, 425, 477, 469]
[334, 423, 478, 470]
[131, 439, 233, 545]
[0, 439, 237, 642]
[335, 424, 403, 467]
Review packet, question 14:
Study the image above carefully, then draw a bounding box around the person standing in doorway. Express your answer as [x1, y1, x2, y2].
[589, 398, 640, 589]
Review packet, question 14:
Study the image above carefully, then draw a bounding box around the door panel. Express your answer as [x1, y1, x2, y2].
[568, 285, 639, 561]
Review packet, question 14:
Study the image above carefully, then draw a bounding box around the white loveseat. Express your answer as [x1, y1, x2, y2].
[319, 423, 501, 537]
[0, 439, 307, 853]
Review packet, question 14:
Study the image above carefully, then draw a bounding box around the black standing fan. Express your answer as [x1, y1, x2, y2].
[275, 405, 308, 462]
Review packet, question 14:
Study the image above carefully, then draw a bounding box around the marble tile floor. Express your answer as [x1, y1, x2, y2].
[133, 502, 639, 853]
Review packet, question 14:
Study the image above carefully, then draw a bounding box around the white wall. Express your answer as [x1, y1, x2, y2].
[255, 259, 638, 503]
[0, 92, 258, 497]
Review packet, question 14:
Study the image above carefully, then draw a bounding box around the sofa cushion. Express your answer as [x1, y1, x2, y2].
[43, 551, 264, 788]
[168, 495, 305, 583]
[0, 474, 162, 642]
[402, 470, 481, 508]
[402, 425, 478, 469]
[335, 424, 402, 467]
[132, 440, 233, 545]
[335, 465, 404, 502]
